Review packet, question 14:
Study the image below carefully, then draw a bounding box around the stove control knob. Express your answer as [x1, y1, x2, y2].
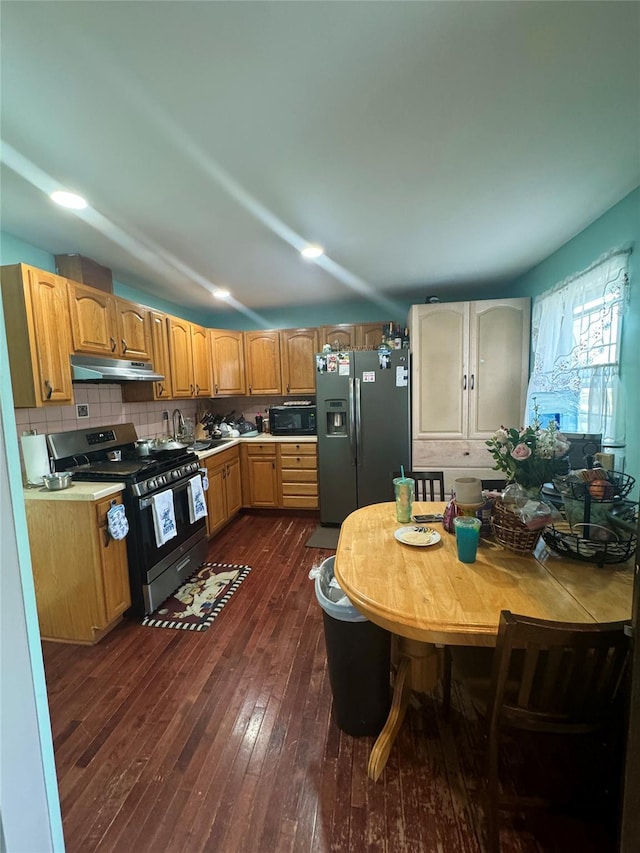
[148, 478, 157, 491]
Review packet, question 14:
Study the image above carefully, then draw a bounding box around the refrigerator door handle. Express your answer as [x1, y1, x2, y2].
[348, 378, 357, 466]
[354, 377, 362, 468]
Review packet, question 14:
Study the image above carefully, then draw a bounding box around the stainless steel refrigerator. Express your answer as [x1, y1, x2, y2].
[316, 349, 411, 525]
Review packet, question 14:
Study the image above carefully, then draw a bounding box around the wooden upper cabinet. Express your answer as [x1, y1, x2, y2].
[280, 328, 318, 395]
[191, 323, 213, 397]
[1, 264, 73, 407]
[210, 328, 246, 396]
[67, 281, 151, 360]
[244, 330, 282, 395]
[168, 316, 194, 398]
[123, 310, 172, 402]
[114, 298, 151, 361]
[356, 322, 385, 349]
[68, 280, 118, 356]
[167, 317, 212, 399]
[320, 324, 358, 351]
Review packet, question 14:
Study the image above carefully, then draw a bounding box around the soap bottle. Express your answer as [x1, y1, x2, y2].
[255, 412, 263, 433]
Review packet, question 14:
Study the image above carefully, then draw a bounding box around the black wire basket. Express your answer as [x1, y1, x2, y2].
[542, 523, 636, 567]
[561, 470, 635, 502]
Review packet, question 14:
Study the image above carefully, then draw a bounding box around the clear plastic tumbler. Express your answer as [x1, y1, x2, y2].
[453, 516, 482, 563]
[393, 477, 415, 524]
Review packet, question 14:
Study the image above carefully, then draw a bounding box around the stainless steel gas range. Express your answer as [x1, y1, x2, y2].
[48, 423, 208, 616]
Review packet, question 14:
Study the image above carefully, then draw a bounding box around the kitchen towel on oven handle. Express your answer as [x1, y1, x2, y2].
[151, 489, 178, 548]
[188, 474, 208, 523]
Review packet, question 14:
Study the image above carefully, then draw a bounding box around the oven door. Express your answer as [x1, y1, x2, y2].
[131, 476, 208, 613]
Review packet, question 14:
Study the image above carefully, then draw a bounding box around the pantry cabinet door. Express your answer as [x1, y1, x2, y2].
[468, 298, 530, 439]
[27, 268, 73, 404]
[411, 302, 469, 440]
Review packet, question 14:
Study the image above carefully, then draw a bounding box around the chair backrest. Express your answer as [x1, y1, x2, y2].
[487, 611, 630, 737]
[393, 471, 445, 501]
[481, 478, 508, 491]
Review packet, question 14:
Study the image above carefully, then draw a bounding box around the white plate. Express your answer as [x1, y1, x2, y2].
[394, 526, 441, 547]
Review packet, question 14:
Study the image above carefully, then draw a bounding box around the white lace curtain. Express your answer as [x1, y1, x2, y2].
[525, 249, 630, 444]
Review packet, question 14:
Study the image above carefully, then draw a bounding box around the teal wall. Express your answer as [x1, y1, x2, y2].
[506, 186, 639, 494]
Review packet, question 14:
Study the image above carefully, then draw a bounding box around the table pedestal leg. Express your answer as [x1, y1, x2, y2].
[367, 638, 440, 782]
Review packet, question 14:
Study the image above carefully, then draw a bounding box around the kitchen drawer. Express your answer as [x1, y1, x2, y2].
[280, 443, 316, 455]
[281, 468, 317, 483]
[280, 454, 317, 469]
[282, 495, 318, 509]
[282, 482, 318, 497]
[412, 439, 490, 469]
[246, 443, 277, 456]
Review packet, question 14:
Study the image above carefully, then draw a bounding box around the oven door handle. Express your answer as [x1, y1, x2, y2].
[138, 475, 202, 510]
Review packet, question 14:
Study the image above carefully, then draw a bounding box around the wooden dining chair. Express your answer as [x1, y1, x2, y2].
[443, 611, 630, 853]
[393, 471, 445, 501]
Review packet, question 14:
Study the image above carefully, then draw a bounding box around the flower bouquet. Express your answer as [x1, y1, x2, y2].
[485, 406, 571, 490]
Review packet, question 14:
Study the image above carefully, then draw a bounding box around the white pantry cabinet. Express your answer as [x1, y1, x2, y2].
[410, 298, 530, 492]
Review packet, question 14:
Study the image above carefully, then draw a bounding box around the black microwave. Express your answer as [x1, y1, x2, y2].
[269, 405, 317, 436]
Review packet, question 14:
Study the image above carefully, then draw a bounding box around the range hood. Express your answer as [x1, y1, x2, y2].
[70, 355, 164, 382]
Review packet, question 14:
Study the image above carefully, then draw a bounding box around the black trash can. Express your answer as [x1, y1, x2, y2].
[314, 556, 391, 736]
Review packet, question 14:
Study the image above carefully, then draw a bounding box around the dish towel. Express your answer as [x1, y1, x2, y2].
[151, 489, 178, 548]
[187, 474, 208, 523]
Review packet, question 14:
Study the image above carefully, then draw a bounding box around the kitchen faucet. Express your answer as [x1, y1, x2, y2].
[172, 408, 185, 440]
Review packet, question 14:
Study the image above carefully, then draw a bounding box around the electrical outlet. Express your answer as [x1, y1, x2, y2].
[162, 410, 169, 420]
[76, 404, 90, 418]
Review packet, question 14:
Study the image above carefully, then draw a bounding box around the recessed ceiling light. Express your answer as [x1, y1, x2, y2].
[301, 244, 324, 260]
[50, 190, 88, 210]
[213, 289, 230, 300]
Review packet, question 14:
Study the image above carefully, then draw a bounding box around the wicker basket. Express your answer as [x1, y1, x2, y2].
[491, 502, 542, 554]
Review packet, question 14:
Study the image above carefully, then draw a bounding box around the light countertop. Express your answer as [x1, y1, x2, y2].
[23, 435, 317, 500]
[23, 482, 125, 502]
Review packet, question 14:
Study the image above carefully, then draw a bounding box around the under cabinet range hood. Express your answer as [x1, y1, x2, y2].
[70, 355, 164, 383]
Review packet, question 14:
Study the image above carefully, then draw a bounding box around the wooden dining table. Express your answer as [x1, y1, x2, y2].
[333, 501, 634, 780]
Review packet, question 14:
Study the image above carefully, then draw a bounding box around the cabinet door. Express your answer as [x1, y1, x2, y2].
[168, 316, 194, 397]
[244, 331, 282, 395]
[149, 311, 172, 399]
[225, 454, 242, 517]
[68, 281, 118, 355]
[411, 302, 469, 440]
[319, 325, 357, 351]
[210, 329, 246, 396]
[468, 298, 530, 439]
[280, 328, 318, 394]
[245, 454, 279, 506]
[115, 299, 152, 360]
[96, 497, 131, 625]
[356, 323, 385, 349]
[26, 268, 73, 404]
[205, 457, 228, 536]
[191, 324, 213, 397]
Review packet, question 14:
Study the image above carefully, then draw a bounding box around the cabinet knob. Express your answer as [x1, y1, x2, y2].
[195, 384, 200, 395]
[44, 379, 53, 400]
[470, 373, 475, 390]
[463, 374, 467, 391]
[110, 337, 117, 353]
[215, 384, 218, 394]
[121, 339, 128, 354]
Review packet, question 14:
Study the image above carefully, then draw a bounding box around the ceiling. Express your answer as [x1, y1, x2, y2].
[1, 2, 638, 317]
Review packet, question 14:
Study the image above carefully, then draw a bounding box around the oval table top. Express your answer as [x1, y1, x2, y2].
[334, 502, 634, 646]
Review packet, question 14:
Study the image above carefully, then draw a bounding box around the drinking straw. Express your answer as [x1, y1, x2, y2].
[401, 465, 405, 480]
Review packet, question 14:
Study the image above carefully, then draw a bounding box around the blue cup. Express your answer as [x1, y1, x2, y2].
[453, 516, 482, 563]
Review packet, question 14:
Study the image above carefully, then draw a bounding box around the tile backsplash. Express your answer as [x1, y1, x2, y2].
[14, 385, 314, 479]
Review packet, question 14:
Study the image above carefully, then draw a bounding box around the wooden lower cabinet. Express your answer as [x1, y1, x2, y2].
[25, 494, 131, 644]
[204, 447, 242, 536]
[241, 443, 279, 507]
[279, 443, 318, 508]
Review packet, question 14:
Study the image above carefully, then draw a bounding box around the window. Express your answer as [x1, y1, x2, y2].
[525, 250, 630, 444]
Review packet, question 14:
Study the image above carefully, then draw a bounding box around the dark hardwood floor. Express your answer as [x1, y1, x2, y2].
[42, 511, 619, 852]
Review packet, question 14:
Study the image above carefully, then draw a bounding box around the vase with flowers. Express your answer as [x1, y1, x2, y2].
[485, 404, 572, 493]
